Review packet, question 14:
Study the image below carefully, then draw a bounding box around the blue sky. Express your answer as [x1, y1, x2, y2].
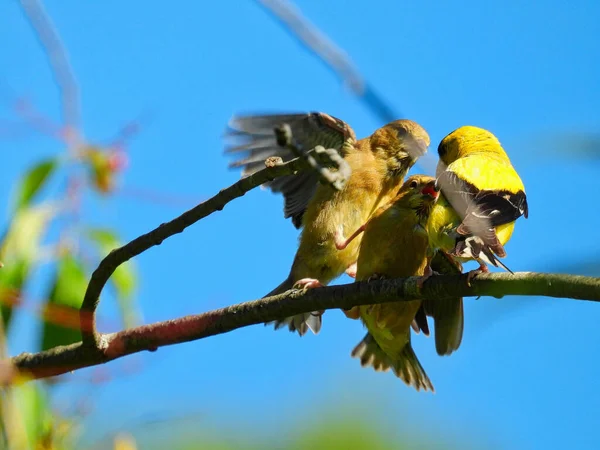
[2, 0, 600, 448]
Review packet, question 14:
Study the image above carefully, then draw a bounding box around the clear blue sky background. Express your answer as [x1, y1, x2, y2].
[2, 0, 600, 448]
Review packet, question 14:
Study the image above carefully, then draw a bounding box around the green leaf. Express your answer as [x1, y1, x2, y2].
[86, 228, 139, 328]
[13, 158, 57, 212]
[0, 203, 57, 263]
[0, 260, 29, 332]
[40, 253, 88, 351]
[0, 203, 55, 332]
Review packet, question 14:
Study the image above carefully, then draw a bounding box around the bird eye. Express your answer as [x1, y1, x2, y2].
[409, 180, 419, 189]
[396, 127, 408, 137]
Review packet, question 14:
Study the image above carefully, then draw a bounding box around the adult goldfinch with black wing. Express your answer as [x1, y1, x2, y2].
[428, 126, 528, 279]
[225, 113, 429, 336]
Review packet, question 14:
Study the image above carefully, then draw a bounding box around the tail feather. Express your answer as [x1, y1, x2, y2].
[264, 276, 323, 336]
[424, 251, 465, 356]
[351, 333, 434, 392]
[351, 333, 392, 372]
[425, 298, 464, 356]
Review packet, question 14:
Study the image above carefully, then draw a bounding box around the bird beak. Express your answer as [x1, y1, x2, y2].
[407, 138, 428, 160]
[421, 183, 439, 199]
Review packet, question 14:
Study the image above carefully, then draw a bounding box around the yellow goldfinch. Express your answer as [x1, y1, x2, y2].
[428, 126, 529, 279]
[226, 113, 429, 336]
[341, 175, 439, 391]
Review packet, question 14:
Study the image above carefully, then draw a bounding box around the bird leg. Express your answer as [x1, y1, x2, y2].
[416, 257, 438, 290]
[335, 224, 366, 250]
[345, 261, 357, 278]
[466, 262, 489, 287]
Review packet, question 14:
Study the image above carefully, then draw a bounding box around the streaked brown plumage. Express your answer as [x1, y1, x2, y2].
[226, 113, 429, 336]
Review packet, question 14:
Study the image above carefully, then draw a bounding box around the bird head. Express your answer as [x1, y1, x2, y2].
[371, 119, 430, 177]
[436, 126, 509, 175]
[392, 175, 439, 219]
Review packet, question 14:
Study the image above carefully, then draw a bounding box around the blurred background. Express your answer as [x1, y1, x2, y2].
[1, 0, 599, 448]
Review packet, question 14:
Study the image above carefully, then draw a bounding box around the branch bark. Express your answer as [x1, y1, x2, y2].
[79, 155, 317, 348]
[11, 272, 600, 382]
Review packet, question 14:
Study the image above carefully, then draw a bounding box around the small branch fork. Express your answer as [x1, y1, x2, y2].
[79, 142, 349, 350]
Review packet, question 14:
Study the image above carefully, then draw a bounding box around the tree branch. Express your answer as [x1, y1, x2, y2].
[79, 155, 318, 348]
[19, 0, 81, 134]
[11, 272, 600, 382]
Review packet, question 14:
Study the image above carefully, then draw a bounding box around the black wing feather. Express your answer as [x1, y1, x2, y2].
[436, 171, 528, 258]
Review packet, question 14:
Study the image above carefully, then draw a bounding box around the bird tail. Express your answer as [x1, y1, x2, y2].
[351, 333, 434, 392]
[423, 251, 465, 356]
[423, 297, 464, 356]
[264, 276, 323, 336]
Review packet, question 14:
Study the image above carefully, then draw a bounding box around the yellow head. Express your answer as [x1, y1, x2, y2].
[437, 126, 508, 169]
[371, 119, 430, 176]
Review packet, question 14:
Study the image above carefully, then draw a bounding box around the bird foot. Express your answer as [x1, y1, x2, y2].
[416, 265, 439, 290]
[466, 264, 489, 287]
[293, 278, 324, 290]
[367, 273, 385, 283]
[345, 262, 357, 278]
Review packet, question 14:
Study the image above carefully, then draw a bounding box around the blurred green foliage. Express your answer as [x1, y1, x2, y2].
[0, 145, 139, 448]
[12, 158, 57, 213]
[95, 410, 460, 450]
[40, 253, 88, 351]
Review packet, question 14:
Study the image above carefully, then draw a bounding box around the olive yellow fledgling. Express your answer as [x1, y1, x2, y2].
[226, 113, 429, 336]
[429, 126, 529, 279]
[342, 175, 439, 391]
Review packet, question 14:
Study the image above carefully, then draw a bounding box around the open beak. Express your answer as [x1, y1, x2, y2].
[421, 182, 439, 200]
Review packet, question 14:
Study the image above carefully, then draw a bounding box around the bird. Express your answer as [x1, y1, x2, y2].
[428, 125, 529, 282]
[412, 251, 464, 357]
[225, 112, 430, 336]
[339, 175, 440, 391]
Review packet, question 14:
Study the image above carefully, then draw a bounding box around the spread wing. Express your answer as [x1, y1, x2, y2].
[225, 112, 356, 228]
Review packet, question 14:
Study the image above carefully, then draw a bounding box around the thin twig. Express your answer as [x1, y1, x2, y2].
[79, 155, 315, 348]
[12, 271, 600, 381]
[256, 0, 398, 124]
[19, 0, 81, 136]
